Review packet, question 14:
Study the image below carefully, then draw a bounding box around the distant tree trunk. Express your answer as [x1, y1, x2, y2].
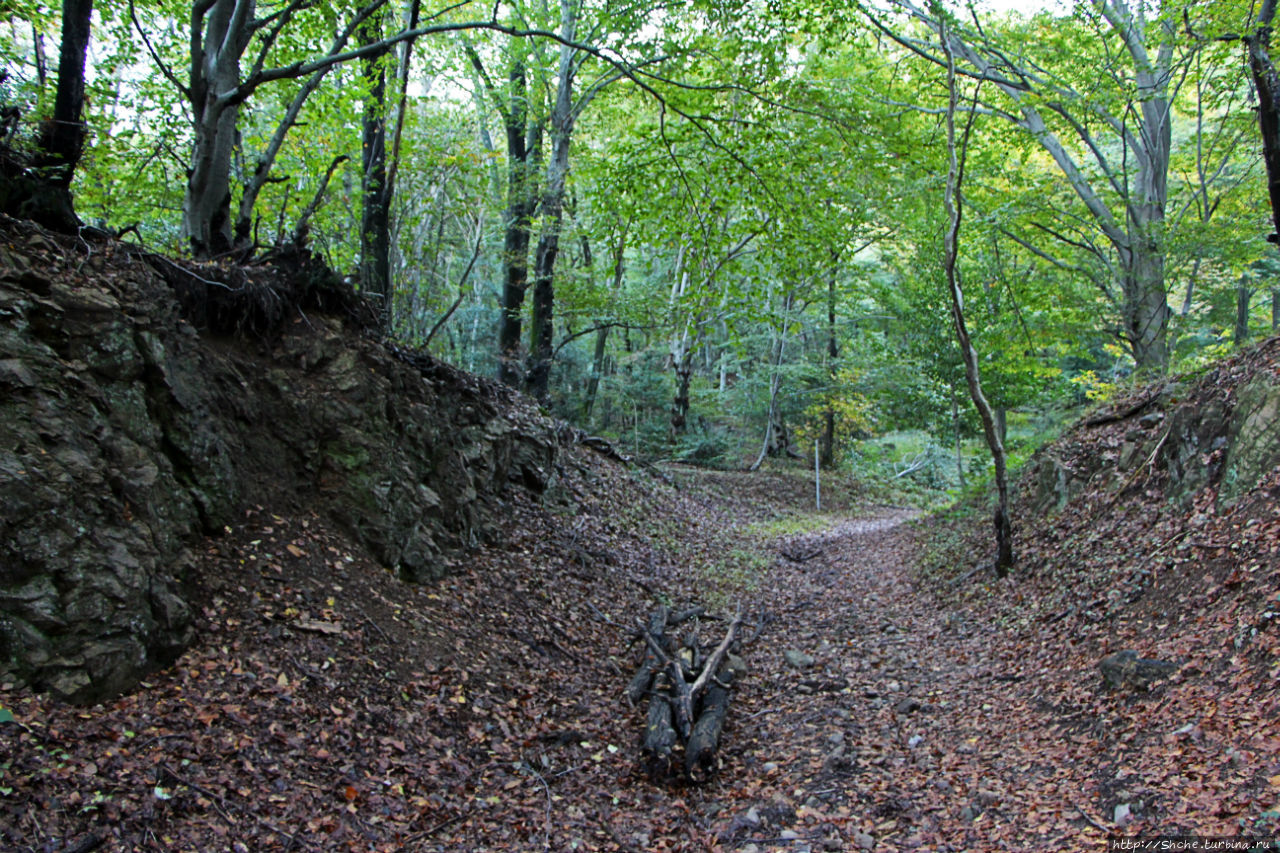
[6, 0, 93, 231]
[820, 253, 839, 468]
[671, 361, 693, 435]
[952, 382, 966, 488]
[583, 226, 626, 420]
[939, 9, 1012, 575]
[360, 17, 392, 330]
[1235, 276, 1254, 346]
[1272, 288, 1279, 329]
[750, 290, 795, 471]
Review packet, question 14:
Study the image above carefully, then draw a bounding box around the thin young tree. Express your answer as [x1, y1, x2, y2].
[937, 5, 1013, 575]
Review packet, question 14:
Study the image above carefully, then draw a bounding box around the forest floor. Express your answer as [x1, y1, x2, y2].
[4, 443, 1280, 851]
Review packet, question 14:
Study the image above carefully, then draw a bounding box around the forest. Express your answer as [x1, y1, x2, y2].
[5, 0, 1280, 850]
[4, 0, 1278, 478]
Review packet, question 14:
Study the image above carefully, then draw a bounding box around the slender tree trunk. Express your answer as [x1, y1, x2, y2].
[821, 252, 839, 468]
[1247, 0, 1280, 247]
[750, 291, 795, 471]
[1272, 288, 1279, 330]
[360, 17, 392, 330]
[939, 8, 1012, 575]
[584, 325, 609, 419]
[952, 382, 966, 488]
[583, 227, 626, 420]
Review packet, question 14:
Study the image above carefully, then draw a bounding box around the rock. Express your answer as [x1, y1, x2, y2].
[1099, 650, 1178, 691]
[784, 649, 816, 669]
[1220, 375, 1280, 506]
[1138, 412, 1163, 428]
[853, 830, 875, 849]
[780, 829, 799, 840]
[894, 698, 922, 714]
[0, 219, 560, 702]
[975, 788, 1000, 807]
[1114, 803, 1132, 826]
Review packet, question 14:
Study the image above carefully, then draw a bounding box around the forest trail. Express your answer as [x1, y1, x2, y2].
[4, 455, 1276, 852]
[715, 505, 1101, 852]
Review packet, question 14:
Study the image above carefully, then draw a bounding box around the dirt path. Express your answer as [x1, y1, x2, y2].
[8, 463, 1258, 852]
[703, 508, 1100, 852]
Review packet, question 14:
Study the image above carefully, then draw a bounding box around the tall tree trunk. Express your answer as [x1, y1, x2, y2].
[496, 59, 539, 387]
[183, 0, 249, 258]
[360, 16, 392, 330]
[897, 0, 1173, 372]
[939, 7, 1012, 575]
[525, 2, 578, 402]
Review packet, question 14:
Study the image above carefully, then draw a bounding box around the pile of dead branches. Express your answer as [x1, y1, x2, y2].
[627, 604, 745, 782]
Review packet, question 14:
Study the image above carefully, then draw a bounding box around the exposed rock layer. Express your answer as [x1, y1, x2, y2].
[0, 217, 558, 701]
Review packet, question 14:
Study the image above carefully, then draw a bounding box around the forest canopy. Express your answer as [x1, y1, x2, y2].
[2, 0, 1276, 478]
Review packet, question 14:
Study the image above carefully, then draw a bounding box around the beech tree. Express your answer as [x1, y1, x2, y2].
[863, 0, 1227, 372]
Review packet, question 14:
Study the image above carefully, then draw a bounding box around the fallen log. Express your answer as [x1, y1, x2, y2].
[668, 659, 694, 741]
[626, 605, 669, 705]
[644, 670, 678, 775]
[686, 659, 741, 778]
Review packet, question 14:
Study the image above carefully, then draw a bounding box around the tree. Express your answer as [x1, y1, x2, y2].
[1, 0, 93, 231]
[163, 0, 506, 258]
[936, 6, 1012, 574]
[864, 0, 1226, 372]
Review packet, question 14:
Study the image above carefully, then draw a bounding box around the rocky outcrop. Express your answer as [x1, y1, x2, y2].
[1027, 339, 1280, 515]
[0, 218, 559, 701]
[1099, 649, 1178, 692]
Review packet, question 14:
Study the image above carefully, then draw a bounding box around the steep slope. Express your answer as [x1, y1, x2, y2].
[0, 215, 557, 701]
[924, 336, 1280, 839]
